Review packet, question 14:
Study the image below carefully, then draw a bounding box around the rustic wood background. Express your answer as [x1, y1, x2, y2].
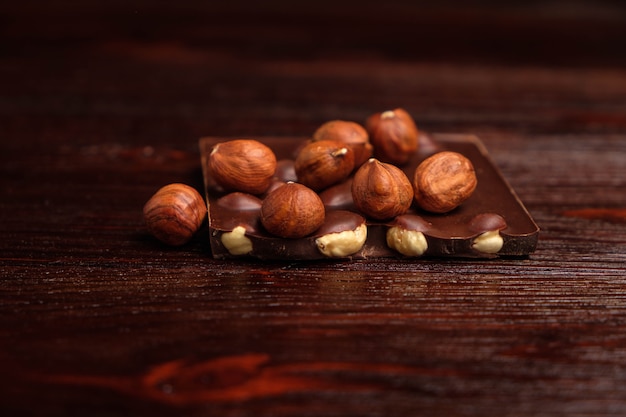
[2, 1, 626, 415]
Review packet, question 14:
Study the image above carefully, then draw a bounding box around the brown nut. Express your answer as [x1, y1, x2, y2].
[260, 182, 325, 238]
[413, 151, 477, 213]
[143, 183, 207, 246]
[312, 120, 373, 167]
[207, 139, 277, 195]
[294, 140, 355, 191]
[351, 158, 414, 220]
[365, 108, 419, 165]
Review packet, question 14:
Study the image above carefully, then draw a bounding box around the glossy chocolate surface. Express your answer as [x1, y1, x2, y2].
[200, 134, 539, 260]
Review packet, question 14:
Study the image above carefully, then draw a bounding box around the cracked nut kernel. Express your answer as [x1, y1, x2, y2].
[294, 140, 355, 191]
[351, 158, 414, 220]
[143, 183, 207, 246]
[469, 213, 507, 254]
[314, 210, 367, 258]
[221, 225, 253, 255]
[472, 231, 503, 254]
[207, 139, 277, 195]
[413, 151, 477, 213]
[365, 108, 419, 165]
[386, 214, 431, 257]
[313, 120, 373, 168]
[261, 182, 325, 238]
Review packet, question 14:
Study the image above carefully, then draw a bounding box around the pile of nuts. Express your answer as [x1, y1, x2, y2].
[144, 108, 480, 257]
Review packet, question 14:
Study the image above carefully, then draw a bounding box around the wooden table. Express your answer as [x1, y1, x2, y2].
[2, 1, 626, 415]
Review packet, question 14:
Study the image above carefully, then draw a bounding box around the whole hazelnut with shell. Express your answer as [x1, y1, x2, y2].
[143, 183, 207, 246]
[413, 151, 477, 213]
[294, 139, 355, 191]
[351, 158, 414, 220]
[312, 120, 373, 168]
[261, 182, 325, 238]
[366, 108, 419, 165]
[207, 139, 277, 195]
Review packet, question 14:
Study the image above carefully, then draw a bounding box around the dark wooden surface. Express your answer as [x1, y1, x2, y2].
[2, 1, 626, 416]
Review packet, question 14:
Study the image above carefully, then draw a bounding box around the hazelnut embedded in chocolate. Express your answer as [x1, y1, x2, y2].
[469, 213, 507, 254]
[221, 225, 253, 255]
[386, 214, 431, 257]
[314, 210, 367, 258]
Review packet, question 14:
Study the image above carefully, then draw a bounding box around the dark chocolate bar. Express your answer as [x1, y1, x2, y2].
[200, 134, 539, 260]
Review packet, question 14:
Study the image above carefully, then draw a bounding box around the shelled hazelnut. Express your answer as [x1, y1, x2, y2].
[314, 210, 367, 258]
[221, 226, 253, 256]
[365, 108, 419, 165]
[260, 182, 325, 238]
[312, 120, 373, 168]
[351, 158, 414, 220]
[143, 183, 207, 246]
[386, 214, 431, 257]
[469, 213, 507, 254]
[207, 139, 277, 195]
[413, 151, 477, 213]
[294, 140, 355, 191]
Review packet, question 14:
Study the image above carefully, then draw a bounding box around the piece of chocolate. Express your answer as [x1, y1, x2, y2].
[200, 134, 539, 260]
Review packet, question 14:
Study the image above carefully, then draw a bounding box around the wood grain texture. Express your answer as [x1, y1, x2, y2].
[2, 1, 626, 416]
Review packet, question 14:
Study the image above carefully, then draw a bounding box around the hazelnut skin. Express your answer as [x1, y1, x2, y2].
[351, 158, 414, 220]
[143, 183, 207, 246]
[413, 151, 477, 213]
[294, 139, 355, 191]
[261, 182, 325, 238]
[365, 108, 419, 165]
[312, 120, 373, 168]
[207, 139, 277, 195]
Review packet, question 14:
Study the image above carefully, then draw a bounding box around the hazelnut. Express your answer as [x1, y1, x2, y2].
[469, 213, 507, 254]
[314, 210, 367, 258]
[143, 183, 207, 246]
[386, 214, 431, 257]
[312, 120, 373, 167]
[207, 139, 277, 195]
[413, 151, 477, 213]
[260, 182, 325, 238]
[351, 158, 414, 220]
[365, 108, 419, 165]
[221, 225, 253, 255]
[294, 140, 355, 191]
